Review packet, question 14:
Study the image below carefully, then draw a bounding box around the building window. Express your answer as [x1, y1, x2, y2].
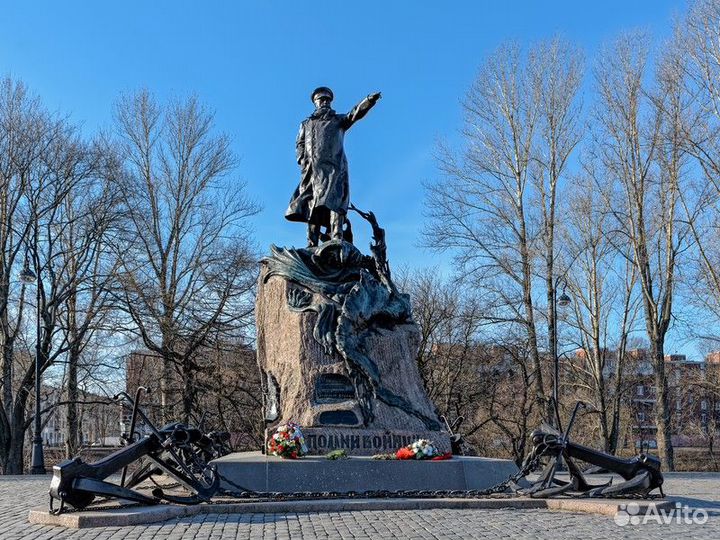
[701, 400, 708, 411]
[637, 385, 644, 397]
[638, 412, 645, 422]
[676, 400, 682, 411]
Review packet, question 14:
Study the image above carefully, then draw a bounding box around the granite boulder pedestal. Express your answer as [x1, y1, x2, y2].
[256, 259, 450, 455]
[255, 238, 450, 455]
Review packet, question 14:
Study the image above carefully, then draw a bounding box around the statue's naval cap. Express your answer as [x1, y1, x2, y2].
[311, 86, 334, 102]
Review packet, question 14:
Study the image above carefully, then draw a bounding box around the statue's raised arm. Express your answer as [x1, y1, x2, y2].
[343, 92, 382, 130]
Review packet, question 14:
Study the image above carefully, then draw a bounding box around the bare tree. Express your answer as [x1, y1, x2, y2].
[474, 334, 541, 464]
[563, 167, 642, 453]
[423, 39, 583, 422]
[407, 267, 538, 464]
[53, 165, 120, 457]
[673, 0, 720, 346]
[408, 269, 487, 425]
[0, 79, 52, 473]
[592, 33, 692, 470]
[0, 76, 106, 472]
[110, 90, 259, 423]
[193, 342, 264, 449]
[529, 39, 584, 421]
[21, 124, 111, 467]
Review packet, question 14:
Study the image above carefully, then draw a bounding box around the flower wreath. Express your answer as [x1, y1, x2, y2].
[267, 421, 308, 459]
[395, 439, 452, 460]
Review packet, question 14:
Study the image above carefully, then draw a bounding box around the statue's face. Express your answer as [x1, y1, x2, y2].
[314, 95, 332, 109]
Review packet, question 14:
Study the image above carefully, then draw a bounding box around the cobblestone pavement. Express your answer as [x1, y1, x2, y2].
[0, 473, 718, 539]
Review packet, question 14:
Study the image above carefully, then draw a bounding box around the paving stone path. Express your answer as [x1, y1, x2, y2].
[0, 473, 718, 539]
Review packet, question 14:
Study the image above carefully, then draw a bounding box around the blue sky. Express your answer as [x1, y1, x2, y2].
[1, 1, 699, 355]
[0, 1, 683, 259]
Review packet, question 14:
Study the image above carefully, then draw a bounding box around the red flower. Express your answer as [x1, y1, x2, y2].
[431, 452, 453, 461]
[396, 447, 415, 460]
[290, 451, 298, 459]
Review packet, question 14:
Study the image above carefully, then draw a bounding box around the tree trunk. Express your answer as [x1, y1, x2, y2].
[1, 332, 14, 420]
[0, 409, 10, 472]
[182, 355, 194, 424]
[607, 346, 625, 455]
[521, 220, 545, 414]
[0, 313, 13, 472]
[65, 344, 79, 458]
[544, 170, 558, 426]
[608, 389, 622, 455]
[5, 422, 26, 474]
[595, 376, 612, 453]
[1, 293, 16, 421]
[5, 388, 30, 474]
[161, 356, 172, 424]
[651, 340, 674, 470]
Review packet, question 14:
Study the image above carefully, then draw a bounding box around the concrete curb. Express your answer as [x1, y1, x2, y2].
[29, 504, 194, 528]
[544, 498, 675, 516]
[28, 497, 676, 528]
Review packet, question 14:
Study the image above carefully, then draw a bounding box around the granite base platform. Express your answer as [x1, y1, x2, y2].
[210, 451, 520, 493]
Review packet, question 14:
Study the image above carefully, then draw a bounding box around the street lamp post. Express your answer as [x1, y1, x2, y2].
[20, 249, 44, 475]
[552, 278, 572, 431]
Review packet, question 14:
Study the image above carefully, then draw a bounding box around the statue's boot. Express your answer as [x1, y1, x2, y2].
[308, 224, 321, 247]
[330, 212, 346, 240]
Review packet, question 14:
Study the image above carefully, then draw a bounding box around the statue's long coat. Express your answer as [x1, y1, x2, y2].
[285, 97, 375, 226]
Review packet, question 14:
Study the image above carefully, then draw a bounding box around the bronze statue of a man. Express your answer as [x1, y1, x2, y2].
[285, 87, 381, 247]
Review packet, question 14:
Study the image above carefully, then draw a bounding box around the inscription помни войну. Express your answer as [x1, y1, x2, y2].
[305, 432, 431, 452]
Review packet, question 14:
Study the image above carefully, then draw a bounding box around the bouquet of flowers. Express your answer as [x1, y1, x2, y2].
[395, 439, 452, 460]
[267, 422, 308, 459]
